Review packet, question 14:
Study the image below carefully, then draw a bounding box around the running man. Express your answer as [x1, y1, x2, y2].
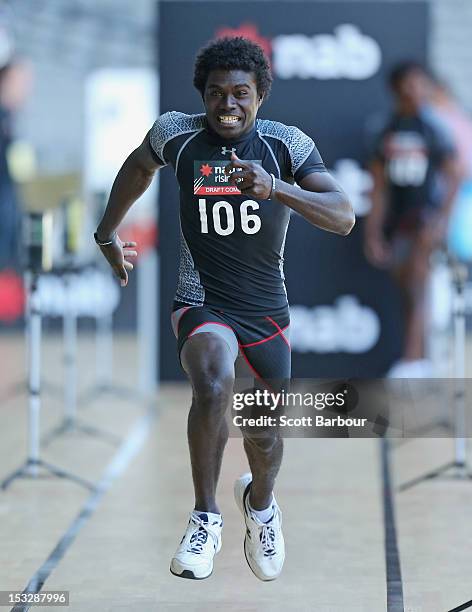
[364, 62, 462, 377]
[95, 37, 354, 581]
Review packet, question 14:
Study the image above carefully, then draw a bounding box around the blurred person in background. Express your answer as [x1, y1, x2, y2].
[429, 76, 472, 179]
[364, 61, 463, 378]
[429, 75, 472, 262]
[0, 59, 32, 269]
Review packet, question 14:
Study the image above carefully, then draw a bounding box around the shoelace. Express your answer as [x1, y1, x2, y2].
[187, 516, 219, 554]
[259, 523, 277, 557]
[188, 525, 208, 554]
[245, 497, 279, 558]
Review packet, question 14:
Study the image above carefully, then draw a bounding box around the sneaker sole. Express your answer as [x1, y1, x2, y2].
[169, 537, 221, 580]
[243, 538, 280, 582]
[169, 566, 213, 580]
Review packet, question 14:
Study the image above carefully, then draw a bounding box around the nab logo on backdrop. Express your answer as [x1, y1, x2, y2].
[290, 297, 381, 354]
[216, 23, 382, 80]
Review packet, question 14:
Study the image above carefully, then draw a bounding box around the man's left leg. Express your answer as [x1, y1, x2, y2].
[242, 418, 283, 510]
[234, 313, 291, 581]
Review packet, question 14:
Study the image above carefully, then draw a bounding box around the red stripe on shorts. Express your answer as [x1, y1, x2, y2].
[239, 324, 290, 348]
[265, 316, 290, 349]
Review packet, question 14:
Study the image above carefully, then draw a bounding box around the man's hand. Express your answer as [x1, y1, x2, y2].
[225, 152, 273, 199]
[96, 234, 138, 287]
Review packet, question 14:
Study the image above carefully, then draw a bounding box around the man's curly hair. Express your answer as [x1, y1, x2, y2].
[193, 37, 272, 99]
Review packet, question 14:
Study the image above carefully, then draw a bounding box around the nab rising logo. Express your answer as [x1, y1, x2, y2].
[216, 23, 381, 80]
[194, 160, 241, 195]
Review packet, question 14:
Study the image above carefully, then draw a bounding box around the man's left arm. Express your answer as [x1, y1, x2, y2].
[422, 116, 465, 245]
[436, 156, 463, 224]
[226, 152, 355, 236]
[272, 171, 355, 236]
[421, 136, 464, 247]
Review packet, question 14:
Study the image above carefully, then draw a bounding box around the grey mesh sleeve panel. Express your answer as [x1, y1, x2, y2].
[147, 133, 165, 166]
[175, 225, 205, 306]
[257, 119, 318, 177]
[293, 142, 327, 182]
[149, 111, 206, 167]
[287, 126, 318, 175]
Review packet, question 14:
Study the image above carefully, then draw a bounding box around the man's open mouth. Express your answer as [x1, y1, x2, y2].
[217, 115, 242, 125]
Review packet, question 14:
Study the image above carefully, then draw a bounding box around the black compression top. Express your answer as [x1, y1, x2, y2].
[149, 111, 327, 315]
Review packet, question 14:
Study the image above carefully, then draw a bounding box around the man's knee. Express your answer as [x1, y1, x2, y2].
[192, 373, 234, 411]
[184, 334, 235, 415]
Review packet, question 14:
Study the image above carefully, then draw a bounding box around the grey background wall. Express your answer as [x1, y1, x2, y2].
[430, 0, 472, 107]
[10, 0, 156, 175]
[8, 0, 472, 174]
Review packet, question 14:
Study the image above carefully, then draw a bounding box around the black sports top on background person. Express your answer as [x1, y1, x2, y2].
[149, 111, 327, 316]
[368, 109, 455, 234]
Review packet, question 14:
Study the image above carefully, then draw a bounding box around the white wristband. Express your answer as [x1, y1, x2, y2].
[268, 173, 276, 200]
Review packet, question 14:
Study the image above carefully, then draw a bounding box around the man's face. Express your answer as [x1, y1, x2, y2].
[394, 69, 431, 109]
[203, 69, 263, 140]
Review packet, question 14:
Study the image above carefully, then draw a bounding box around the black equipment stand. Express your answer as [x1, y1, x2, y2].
[398, 262, 471, 492]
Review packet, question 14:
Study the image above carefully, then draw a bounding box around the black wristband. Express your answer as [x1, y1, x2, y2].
[94, 231, 116, 246]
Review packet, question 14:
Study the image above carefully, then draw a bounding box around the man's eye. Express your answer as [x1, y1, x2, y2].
[210, 91, 223, 97]
[236, 91, 248, 96]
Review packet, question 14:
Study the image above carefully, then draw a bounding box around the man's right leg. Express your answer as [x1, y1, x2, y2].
[170, 323, 237, 579]
[170, 323, 237, 580]
[181, 332, 235, 514]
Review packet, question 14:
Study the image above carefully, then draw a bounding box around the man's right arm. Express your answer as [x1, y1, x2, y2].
[95, 131, 163, 286]
[96, 130, 163, 240]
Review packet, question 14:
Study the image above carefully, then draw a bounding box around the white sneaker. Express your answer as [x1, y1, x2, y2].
[170, 512, 222, 579]
[387, 359, 434, 379]
[234, 473, 285, 581]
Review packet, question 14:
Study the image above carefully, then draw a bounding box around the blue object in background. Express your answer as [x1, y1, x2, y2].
[448, 180, 472, 262]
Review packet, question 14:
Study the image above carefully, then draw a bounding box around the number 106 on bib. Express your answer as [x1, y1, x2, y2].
[198, 199, 261, 236]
